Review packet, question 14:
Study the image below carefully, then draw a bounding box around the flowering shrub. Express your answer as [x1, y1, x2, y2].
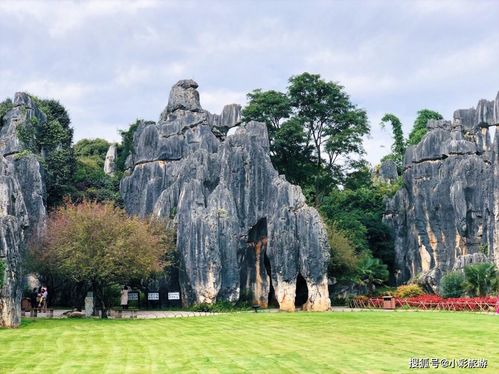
[398, 295, 497, 311]
[358, 295, 498, 311]
[395, 284, 425, 298]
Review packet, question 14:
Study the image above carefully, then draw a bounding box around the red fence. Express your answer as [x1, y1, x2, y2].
[350, 295, 498, 312]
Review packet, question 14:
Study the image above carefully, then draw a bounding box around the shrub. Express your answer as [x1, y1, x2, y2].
[326, 223, 359, 281]
[439, 271, 465, 298]
[464, 263, 497, 297]
[395, 284, 424, 298]
[0, 98, 13, 120]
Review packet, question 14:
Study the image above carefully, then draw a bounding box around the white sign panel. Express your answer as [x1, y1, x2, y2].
[148, 292, 160, 301]
[168, 292, 180, 300]
[128, 292, 139, 301]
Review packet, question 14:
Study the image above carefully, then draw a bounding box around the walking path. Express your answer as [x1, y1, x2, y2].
[28, 306, 495, 320]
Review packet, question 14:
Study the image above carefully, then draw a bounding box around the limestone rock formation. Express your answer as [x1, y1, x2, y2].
[0, 93, 46, 328]
[384, 92, 499, 291]
[121, 80, 331, 311]
[378, 160, 398, 183]
[104, 143, 117, 176]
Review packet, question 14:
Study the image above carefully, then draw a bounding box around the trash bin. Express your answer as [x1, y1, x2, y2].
[383, 296, 395, 310]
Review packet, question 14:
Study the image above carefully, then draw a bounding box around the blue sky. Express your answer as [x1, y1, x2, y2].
[1, 0, 498, 164]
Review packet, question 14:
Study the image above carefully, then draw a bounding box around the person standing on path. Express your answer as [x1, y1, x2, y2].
[121, 286, 129, 310]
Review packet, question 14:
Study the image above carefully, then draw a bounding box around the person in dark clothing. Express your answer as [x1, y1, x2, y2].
[30, 288, 38, 311]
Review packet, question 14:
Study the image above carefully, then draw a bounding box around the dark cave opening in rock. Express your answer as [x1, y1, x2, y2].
[294, 273, 308, 308]
[264, 251, 278, 308]
[239, 218, 276, 307]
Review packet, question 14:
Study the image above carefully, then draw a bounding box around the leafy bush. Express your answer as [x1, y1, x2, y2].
[464, 263, 497, 297]
[395, 284, 425, 298]
[326, 223, 359, 281]
[439, 271, 465, 298]
[116, 120, 140, 173]
[0, 98, 13, 120]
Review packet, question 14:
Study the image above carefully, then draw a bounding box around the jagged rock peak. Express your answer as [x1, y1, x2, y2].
[13, 92, 34, 108]
[0, 94, 46, 328]
[162, 79, 202, 118]
[384, 90, 499, 292]
[120, 80, 331, 312]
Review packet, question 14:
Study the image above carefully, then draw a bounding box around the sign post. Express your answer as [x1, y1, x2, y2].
[147, 292, 160, 309]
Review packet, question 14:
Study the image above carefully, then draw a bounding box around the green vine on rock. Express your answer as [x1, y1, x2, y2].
[0, 258, 6, 288]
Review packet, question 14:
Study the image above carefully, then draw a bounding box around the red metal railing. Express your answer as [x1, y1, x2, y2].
[350, 296, 498, 312]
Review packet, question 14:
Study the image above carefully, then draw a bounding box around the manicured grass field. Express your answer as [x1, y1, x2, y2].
[0, 311, 498, 373]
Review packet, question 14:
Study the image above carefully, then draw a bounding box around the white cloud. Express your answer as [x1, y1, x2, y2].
[200, 89, 247, 114]
[20, 80, 96, 103]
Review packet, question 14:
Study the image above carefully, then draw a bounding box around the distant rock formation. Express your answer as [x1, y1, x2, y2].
[378, 159, 399, 183]
[120, 80, 331, 311]
[384, 92, 499, 291]
[0, 93, 46, 328]
[103, 143, 117, 176]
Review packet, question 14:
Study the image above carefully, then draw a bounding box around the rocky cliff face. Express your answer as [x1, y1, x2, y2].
[121, 80, 331, 311]
[0, 93, 46, 328]
[384, 92, 499, 291]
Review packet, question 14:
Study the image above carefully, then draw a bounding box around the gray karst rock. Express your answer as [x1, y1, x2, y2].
[121, 80, 331, 311]
[378, 160, 398, 183]
[0, 93, 46, 328]
[103, 143, 117, 176]
[384, 92, 499, 291]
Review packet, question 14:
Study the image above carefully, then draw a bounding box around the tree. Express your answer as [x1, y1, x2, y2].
[116, 120, 140, 173]
[271, 118, 316, 186]
[407, 109, 443, 146]
[75, 138, 110, 159]
[463, 263, 497, 297]
[320, 182, 396, 273]
[287, 73, 369, 171]
[326, 223, 359, 283]
[380, 113, 405, 171]
[241, 89, 291, 136]
[0, 98, 13, 120]
[17, 96, 76, 208]
[30, 201, 174, 318]
[71, 138, 121, 204]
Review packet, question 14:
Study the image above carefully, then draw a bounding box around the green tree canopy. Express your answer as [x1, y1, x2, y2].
[17, 96, 76, 208]
[30, 201, 175, 318]
[380, 113, 405, 171]
[242, 73, 369, 201]
[288, 73, 369, 171]
[75, 138, 110, 160]
[407, 109, 443, 146]
[241, 89, 291, 135]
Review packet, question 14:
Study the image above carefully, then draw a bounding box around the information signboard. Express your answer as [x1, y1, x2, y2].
[128, 292, 139, 301]
[148, 292, 160, 301]
[168, 292, 180, 300]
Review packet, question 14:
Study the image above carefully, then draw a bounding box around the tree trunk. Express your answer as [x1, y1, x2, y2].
[93, 283, 107, 319]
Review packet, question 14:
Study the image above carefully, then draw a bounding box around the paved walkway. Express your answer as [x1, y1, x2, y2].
[29, 306, 489, 320]
[27, 307, 359, 319]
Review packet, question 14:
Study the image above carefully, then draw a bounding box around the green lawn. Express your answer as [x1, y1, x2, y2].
[0, 311, 497, 373]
